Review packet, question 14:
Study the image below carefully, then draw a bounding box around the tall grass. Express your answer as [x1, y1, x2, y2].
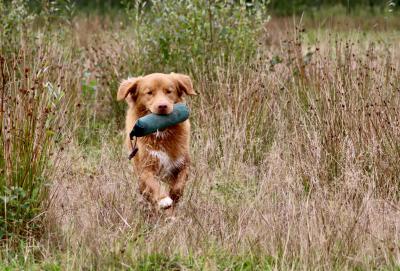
[0, 40, 80, 242]
[1, 1, 400, 270]
[0, 1, 80, 244]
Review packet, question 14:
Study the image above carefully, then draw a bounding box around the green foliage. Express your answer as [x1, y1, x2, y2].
[268, 0, 400, 15]
[0, 249, 276, 270]
[0, 186, 41, 240]
[81, 71, 98, 99]
[38, 0, 400, 15]
[127, 253, 276, 270]
[135, 254, 184, 270]
[124, 0, 268, 73]
[0, 241, 62, 270]
[0, 0, 36, 52]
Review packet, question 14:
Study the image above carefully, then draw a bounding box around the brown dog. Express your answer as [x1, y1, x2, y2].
[117, 73, 196, 210]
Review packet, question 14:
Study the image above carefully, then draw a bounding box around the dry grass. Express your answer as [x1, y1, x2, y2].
[2, 12, 400, 270]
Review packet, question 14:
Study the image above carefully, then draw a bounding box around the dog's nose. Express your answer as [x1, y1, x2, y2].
[158, 104, 168, 110]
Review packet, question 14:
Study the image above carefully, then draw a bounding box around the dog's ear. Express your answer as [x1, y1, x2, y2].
[117, 77, 141, 101]
[170, 73, 196, 96]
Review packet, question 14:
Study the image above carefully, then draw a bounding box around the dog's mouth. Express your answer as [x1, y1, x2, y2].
[135, 107, 153, 119]
[153, 111, 170, 115]
[150, 108, 173, 115]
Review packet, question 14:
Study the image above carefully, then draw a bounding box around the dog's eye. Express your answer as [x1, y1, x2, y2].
[147, 91, 153, 95]
[166, 90, 172, 94]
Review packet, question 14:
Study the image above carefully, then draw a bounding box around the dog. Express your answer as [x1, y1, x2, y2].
[117, 73, 196, 210]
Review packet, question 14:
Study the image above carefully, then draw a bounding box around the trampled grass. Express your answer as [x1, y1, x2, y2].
[1, 1, 400, 270]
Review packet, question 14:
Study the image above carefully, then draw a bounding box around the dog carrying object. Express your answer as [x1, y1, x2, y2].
[130, 103, 190, 139]
[128, 103, 190, 160]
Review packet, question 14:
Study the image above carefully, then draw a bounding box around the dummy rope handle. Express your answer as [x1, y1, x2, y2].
[128, 136, 138, 160]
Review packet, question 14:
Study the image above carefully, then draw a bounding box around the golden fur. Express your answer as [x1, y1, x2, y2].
[117, 73, 196, 210]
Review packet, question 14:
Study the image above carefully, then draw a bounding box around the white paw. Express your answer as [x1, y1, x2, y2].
[158, 197, 173, 209]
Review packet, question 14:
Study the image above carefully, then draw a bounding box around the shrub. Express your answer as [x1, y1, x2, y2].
[123, 0, 269, 74]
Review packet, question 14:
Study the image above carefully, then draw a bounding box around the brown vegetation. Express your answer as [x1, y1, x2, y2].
[1, 8, 400, 269]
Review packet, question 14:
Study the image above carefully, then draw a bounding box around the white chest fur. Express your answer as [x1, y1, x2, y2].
[148, 150, 185, 174]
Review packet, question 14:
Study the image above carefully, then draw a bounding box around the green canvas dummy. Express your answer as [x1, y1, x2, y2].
[130, 103, 190, 139]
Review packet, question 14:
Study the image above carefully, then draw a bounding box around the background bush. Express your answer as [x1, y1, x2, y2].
[126, 0, 268, 73]
[41, 0, 400, 15]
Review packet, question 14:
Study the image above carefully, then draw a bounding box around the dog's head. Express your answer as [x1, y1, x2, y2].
[117, 73, 196, 115]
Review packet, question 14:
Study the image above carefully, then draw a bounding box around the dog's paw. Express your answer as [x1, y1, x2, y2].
[158, 197, 173, 209]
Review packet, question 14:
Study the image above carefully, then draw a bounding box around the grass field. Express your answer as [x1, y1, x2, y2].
[1, 1, 400, 270]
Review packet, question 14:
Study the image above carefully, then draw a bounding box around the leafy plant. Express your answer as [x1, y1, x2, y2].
[124, 0, 269, 74]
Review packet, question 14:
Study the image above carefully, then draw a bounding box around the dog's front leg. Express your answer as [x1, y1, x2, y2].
[169, 164, 189, 205]
[138, 169, 171, 209]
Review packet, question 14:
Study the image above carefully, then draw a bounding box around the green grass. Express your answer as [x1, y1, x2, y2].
[0, 250, 276, 271]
